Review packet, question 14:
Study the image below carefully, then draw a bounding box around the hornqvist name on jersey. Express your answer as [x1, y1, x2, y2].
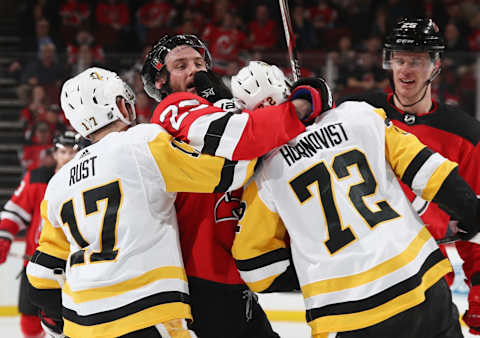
[280, 122, 348, 166]
[69, 155, 97, 186]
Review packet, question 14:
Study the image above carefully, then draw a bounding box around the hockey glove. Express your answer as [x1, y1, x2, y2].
[40, 311, 65, 338]
[0, 238, 12, 264]
[194, 70, 233, 103]
[289, 77, 333, 124]
[464, 285, 480, 335]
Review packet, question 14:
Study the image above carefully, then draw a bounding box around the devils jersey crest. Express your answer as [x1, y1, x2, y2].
[214, 191, 246, 224]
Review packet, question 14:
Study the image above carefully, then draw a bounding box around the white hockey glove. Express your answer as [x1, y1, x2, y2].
[231, 61, 291, 110]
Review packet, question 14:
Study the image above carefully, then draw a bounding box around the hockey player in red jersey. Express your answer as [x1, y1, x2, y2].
[0, 131, 78, 338]
[141, 35, 328, 337]
[337, 17, 480, 335]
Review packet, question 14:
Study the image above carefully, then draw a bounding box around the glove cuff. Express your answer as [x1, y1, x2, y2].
[289, 85, 323, 123]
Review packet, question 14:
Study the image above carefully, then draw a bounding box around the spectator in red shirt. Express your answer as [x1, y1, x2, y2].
[95, 0, 131, 50]
[66, 28, 105, 66]
[59, 0, 91, 43]
[136, 0, 175, 45]
[20, 85, 48, 133]
[248, 4, 279, 51]
[21, 120, 53, 171]
[202, 11, 250, 75]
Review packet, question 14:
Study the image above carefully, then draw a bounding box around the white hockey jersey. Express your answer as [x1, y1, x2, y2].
[27, 123, 256, 338]
[232, 101, 457, 336]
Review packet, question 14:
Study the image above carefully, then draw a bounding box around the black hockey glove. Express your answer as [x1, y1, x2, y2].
[289, 77, 333, 124]
[194, 70, 232, 103]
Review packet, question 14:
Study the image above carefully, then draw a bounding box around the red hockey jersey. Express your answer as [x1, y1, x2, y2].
[0, 166, 55, 266]
[338, 92, 480, 282]
[151, 92, 305, 283]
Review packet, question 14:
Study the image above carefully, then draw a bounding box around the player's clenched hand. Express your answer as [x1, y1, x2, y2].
[0, 238, 12, 264]
[194, 70, 232, 103]
[289, 77, 333, 124]
[463, 285, 480, 335]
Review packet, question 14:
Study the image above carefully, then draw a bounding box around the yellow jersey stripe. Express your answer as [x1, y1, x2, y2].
[246, 273, 283, 293]
[232, 181, 287, 261]
[27, 274, 61, 289]
[63, 266, 187, 303]
[421, 161, 458, 201]
[308, 258, 451, 334]
[302, 227, 432, 298]
[39, 200, 70, 261]
[148, 132, 229, 192]
[384, 125, 426, 180]
[64, 302, 191, 338]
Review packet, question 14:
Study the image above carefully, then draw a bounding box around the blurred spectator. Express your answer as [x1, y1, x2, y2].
[19, 43, 66, 105]
[121, 45, 152, 93]
[59, 0, 91, 44]
[468, 12, 480, 51]
[25, 18, 55, 55]
[292, 4, 316, 50]
[95, 0, 131, 50]
[248, 4, 279, 52]
[69, 44, 95, 75]
[202, 11, 250, 75]
[135, 91, 154, 123]
[177, 19, 197, 35]
[42, 104, 68, 135]
[370, 5, 388, 39]
[307, 0, 338, 30]
[340, 51, 387, 94]
[21, 120, 53, 172]
[67, 29, 105, 67]
[444, 21, 473, 69]
[20, 85, 48, 132]
[136, 0, 175, 45]
[330, 34, 357, 90]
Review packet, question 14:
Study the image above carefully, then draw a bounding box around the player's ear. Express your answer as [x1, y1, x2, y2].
[116, 97, 129, 120]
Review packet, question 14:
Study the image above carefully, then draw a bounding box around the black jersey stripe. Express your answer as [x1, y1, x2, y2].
[201, 112, 234, 155]
[31, 251, 67, 270]
[401, 147, 434, 187]
[213, 159, 238, 193]
[63, 291, 190, 326]
[235, 248, 290, 271]
[306, 249, 445, 322]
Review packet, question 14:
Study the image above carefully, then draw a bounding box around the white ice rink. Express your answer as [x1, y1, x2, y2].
[0, 245, 475, 337]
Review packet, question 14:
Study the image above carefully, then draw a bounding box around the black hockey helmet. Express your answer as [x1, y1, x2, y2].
[141, 34, 212, 101]
[383, 18, 445, 69]
[53, 130, 81, 150]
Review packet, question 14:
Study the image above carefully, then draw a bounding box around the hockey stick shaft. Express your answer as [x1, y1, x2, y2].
[279, 0, 301, 82]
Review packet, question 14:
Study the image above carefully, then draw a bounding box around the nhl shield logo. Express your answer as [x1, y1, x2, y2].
[403, 113, 416, 125]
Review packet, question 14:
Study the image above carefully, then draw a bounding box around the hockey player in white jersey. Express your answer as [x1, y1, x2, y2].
[25, 67, 261, 338]
[230, 65, 480, 337]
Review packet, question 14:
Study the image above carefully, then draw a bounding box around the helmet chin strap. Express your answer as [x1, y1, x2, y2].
[393, 66, 441, 109]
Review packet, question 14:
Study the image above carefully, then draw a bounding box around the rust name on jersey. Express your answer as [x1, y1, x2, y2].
[280, 122, 348, 166]
[69, 155, 98, 186]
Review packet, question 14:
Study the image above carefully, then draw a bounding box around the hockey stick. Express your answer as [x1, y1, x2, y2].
[279, 0, 301, 82]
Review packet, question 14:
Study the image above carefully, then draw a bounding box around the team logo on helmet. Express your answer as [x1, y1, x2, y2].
[89, 72, 103, 80]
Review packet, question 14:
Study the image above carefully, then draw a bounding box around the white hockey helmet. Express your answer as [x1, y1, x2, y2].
[60, 67, 136, 138]
[231, 61, 291, 110]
